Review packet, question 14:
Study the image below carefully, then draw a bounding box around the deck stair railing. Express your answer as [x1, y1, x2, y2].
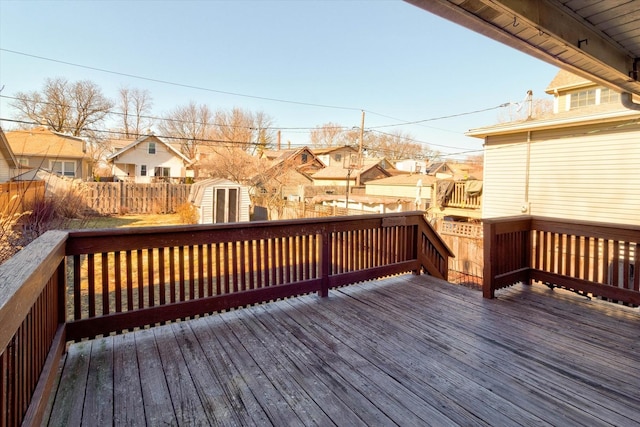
[0, 212, 452, 427]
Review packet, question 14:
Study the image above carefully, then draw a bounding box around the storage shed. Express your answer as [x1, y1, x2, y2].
[188, 178, 250, 224]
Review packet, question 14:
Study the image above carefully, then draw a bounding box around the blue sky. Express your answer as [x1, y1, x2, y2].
[0, 0, 559, 159]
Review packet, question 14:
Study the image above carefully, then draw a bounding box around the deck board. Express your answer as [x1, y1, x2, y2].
[45, 275, 640, 426]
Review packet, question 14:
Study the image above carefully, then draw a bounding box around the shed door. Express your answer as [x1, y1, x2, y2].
[214, 187, 239, 223]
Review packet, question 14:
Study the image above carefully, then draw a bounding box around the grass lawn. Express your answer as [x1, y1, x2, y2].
[66, 213, 185, 230]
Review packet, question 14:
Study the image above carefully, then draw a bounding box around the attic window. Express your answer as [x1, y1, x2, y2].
[148, 142, 156, 154]
[570, 89, 596, 109]
[599, 88, 620, 104]
[301, 153, 308, 163]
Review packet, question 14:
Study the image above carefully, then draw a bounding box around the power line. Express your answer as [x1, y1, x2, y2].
[0, 48, 511, 132]
[366, 103, 510, 129]
[0, 48, 363, 112]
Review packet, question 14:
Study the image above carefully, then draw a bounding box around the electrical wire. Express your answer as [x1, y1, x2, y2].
[0, 48, 363, 112]
[0, 49, 512, 132]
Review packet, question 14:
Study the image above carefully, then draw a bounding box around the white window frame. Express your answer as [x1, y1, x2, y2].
[148, 142, 156, 154]
[154, 166, 171, 177]
[50, 160, 76, 177]
[141, 165, 147, 176]
[213, 187, 240, 223]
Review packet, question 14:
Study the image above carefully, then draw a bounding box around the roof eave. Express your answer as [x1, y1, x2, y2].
[466, 109, 640, 138]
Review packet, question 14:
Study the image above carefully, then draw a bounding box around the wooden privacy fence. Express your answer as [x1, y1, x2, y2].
[437, 220, 483, 287]
[0, 181, 45, 215]
[0, 212, 452, 427]
[484, 216, 640, 305]
[82, 182, 191, 215]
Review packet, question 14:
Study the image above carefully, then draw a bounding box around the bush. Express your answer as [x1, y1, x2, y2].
[0, 197, 31, 265]
[0, 187, 89, 266]
[176, 202, 199, 224]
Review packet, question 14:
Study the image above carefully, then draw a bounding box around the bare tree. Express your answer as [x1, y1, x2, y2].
[212, 108, 275, 154]
[366, 130, 427, 160]
[118, 86, 153, 138]
[12, 77, 113, 136]
[198, 146, 260, 183]
[158, 101, 213, 160]
[309, 122, 348, 148]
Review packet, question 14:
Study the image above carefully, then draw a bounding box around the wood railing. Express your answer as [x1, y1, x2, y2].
[0, 231, 67, 427]
[441, 181, 482, 210]
[0, 212, 452, 427]
[484, 216, 640, 305]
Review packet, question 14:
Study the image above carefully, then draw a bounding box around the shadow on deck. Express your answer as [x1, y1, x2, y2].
[46, 275, 640, 426]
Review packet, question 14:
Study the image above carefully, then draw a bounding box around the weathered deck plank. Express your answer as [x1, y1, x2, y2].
[45, 275, 640, 426]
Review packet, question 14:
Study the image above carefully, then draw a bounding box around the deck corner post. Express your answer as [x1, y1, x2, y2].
[482, 220, 496, 299]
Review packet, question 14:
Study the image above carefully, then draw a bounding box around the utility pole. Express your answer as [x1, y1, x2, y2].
[356, 110, 365, 186]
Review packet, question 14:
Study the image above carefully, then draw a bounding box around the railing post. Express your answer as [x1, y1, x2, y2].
[483, 220, 496, 299]
[320, 228, 330, 297]
[412, 223, 421, 276]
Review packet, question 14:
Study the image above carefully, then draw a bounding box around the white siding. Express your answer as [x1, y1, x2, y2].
[240, 187, 251, 221]
[196, 184, 250, 224]
[198, 187, 214, 225]
[0, 157, 11, 182]
[482, 135, 529, 219]
[483, 124, 640, 226]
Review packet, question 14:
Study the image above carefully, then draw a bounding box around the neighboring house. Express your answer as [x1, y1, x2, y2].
[424, 161, 453, 177]
[261, 146, 325, 174]
[0, 128, 18, 182]
[253, 146, 324, 200]
[312, 146, 358, 167]
[467, 69, 640, 226]
[394, 159, 427, 174]
[428, 162, 484, 221]
[5, 127, 90, 180]
[364, 174, 436, 211]
[106, 135, 193, 183]
[310, 160, 393, 187]
[189, 178, 250, 224]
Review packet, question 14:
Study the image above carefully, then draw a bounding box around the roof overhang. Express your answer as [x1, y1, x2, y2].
[405, 0, 640, 100]
[467, 108, 640, 138]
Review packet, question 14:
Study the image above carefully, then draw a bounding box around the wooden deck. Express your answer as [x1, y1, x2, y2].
[45, 275, 640, 426]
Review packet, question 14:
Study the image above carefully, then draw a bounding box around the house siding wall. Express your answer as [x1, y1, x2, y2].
[366, 185, 420, 199]
[0, 157, 11, 182]
[197, 185, 250, 224]
[483, 124, 640, 226]
[114, 143, 185, 181]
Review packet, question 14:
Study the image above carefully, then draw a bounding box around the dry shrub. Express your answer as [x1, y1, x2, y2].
[0, 196, 31, 265]
[54, 186, 87, 218]
[0, 187, 89, 266]
[176, 202, 199, 224]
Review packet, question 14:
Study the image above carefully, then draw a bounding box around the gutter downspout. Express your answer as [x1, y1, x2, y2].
[621, 92, 640, 110]
[522, 131, 531, 214]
